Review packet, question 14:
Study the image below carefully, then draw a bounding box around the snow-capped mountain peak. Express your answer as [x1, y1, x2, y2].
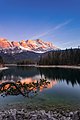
[0, 38, 59, 53]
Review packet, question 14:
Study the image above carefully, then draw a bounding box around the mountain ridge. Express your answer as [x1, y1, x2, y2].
[0, 38, 59, 63]
[0, 38, 59, 53]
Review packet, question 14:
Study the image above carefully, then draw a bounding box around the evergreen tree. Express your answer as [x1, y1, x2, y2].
[38, 48, 80, 65]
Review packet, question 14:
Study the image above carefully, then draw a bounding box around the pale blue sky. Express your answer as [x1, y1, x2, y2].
[0, 0, 80, 49]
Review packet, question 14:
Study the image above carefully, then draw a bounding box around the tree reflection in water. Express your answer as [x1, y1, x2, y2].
[0, 79, 50, 98]
[38, 68, 80, 87]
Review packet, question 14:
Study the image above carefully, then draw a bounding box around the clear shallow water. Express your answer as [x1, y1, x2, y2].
[0, 66, 80, 108]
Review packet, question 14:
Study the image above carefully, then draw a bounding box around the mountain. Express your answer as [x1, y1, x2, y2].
[0, 38, 59, 53]
[0, 50, 41, 64]
[0, 38, 59, 64]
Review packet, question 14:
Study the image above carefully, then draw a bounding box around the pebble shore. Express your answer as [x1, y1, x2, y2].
[0, 108, 80, 120]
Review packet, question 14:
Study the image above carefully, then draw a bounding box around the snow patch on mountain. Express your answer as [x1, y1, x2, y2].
[0, 38, 59, 54]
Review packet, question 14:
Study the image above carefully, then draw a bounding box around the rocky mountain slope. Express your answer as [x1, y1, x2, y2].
[0, 38, 58, 53]
[0, 38, 59, 63]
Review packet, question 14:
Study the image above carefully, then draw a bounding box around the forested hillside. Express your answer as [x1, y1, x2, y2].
[38, 48, 80, 65]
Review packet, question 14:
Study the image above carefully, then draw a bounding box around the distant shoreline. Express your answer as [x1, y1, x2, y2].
[0, 67, 8, 71]
[36, 65, 80, 69]
[5, 64, 80, 69]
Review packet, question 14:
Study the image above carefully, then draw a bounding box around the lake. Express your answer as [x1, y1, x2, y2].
[0, 66, 80, 109]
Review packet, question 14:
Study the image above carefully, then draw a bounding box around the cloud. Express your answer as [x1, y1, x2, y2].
[30, 19, 72, 39]
[54, 19, 72, 30]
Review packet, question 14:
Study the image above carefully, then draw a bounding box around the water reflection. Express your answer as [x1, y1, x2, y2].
[0, 66, 80, 107]
[0, 66, 80, 89]
[0, 66, 39, 81]
[20, 77, 57, 90]
[0, 79, 51, 98]
[39, 68, 80, 86]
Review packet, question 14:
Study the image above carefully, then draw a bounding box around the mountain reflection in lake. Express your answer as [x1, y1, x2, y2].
[0, 79, 51, 98]
[0, 66, 80, 107]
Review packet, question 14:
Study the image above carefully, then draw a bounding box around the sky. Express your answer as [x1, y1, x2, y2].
[0, 0, 80, 49]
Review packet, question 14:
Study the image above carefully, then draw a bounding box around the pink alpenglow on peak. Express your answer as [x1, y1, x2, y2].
[0, 38, 59, 53]
[0, 38, 12, 48]
[11, 41, 20, 47]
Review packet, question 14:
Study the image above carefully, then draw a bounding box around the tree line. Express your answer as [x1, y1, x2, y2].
[38, 48, 80, 65]
[0, 56, 4, 67]
[17, 59, 35, 65]
[0, 56, 3, 64]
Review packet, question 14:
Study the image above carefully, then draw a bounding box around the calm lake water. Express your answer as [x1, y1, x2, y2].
[0, 66, 80, 108]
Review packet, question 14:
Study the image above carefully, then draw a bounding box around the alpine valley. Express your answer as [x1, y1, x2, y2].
[0, 38, 59, 64]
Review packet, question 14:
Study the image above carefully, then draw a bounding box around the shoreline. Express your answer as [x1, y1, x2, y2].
[0, 103, 80, 120]
[36, 65, 80, 69]
[0, 67, 8, 71]
[5, 64, 80, 69]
